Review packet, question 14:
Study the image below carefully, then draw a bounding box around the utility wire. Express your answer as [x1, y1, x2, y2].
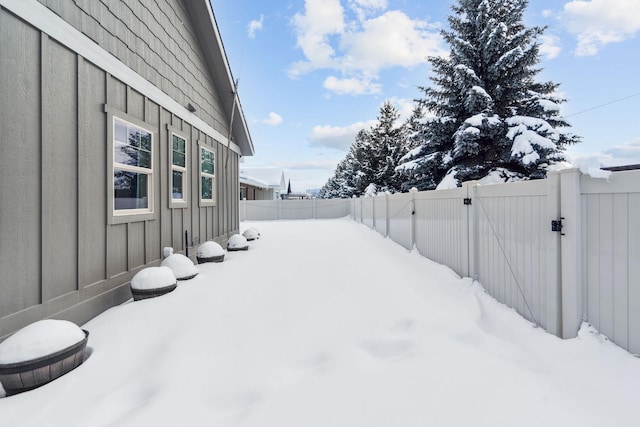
[563, 91, 640, 118]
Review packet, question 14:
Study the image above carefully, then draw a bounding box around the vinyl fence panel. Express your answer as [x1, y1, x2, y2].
[473, 179, 560, 334]
[361, 197, 375, 229]
[580, 170, 640, 354]
[413, 187, 470, 278]
[315, 199, 351, 219]
[374, 195, 388, 236]
[387, 192, 415, 250]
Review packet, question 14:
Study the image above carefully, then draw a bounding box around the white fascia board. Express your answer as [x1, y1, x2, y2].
[1, 0, 242, 155]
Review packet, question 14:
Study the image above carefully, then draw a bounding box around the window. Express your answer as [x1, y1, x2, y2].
[113, 118, 153, 215]
[200, 146, 215, 205]
[171, 133, 188, 206]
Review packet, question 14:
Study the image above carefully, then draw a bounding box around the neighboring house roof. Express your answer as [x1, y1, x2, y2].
[240, 168, 286, 191]
[186, 1, 254, 157]
[239, 173, 270, 189]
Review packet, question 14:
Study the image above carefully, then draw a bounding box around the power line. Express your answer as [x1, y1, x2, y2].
[564, 91, 640, 118]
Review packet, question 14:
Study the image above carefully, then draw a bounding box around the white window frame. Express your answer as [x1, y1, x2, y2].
[199, 143, 216, 206]
[110, 115, 155, 222]
[169, 128, 189, 208]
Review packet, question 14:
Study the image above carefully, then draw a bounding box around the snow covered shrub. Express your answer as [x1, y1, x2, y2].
[130, 266, 178, 300]
[242, 228, 260, 241]
[196, 241, 225, 263]
[161, 254, 198, 280]
[227, 234, 248, 251]
[0, 320, 89, 396]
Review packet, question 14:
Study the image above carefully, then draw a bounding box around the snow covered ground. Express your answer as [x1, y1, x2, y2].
[1, 218, 640, 426]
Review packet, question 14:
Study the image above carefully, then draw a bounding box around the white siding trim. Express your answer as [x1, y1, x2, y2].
[0, 0, 243, 155]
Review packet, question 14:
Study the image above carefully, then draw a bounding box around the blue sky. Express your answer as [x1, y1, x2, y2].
[210, 0, 640, 191]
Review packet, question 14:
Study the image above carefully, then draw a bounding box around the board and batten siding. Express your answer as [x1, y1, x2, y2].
[0, 5, 241, 339]
[36, 0, 227, 135]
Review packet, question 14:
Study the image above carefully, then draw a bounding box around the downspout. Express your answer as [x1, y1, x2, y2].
[225, 79, 239, 237]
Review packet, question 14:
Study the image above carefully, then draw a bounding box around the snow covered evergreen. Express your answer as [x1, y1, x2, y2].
[400, 0, 579, 189]
[319, 102, 408, 198]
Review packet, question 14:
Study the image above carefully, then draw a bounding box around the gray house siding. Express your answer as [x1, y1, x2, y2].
[0, 1, 247, 339]
[37, 0, 226, 135]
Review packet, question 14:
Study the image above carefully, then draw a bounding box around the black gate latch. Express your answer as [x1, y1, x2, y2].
[463, 198, 472, 205]
[551, 218, 565, 235]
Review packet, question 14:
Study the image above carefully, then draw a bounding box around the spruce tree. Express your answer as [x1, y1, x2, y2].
[406, 0, 579, 189]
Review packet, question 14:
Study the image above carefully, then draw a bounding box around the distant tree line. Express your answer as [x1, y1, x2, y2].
[318, 0, 579, 199]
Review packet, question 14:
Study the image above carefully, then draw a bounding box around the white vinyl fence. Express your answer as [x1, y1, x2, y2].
[240, 199, 350, 221]
[241, 169, 640, 354]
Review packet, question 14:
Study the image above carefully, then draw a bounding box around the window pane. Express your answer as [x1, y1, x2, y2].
[201, 176, 213, 200]
[138, 149, 152, 169]
[114, 121, 127, 143]
[114, 143, 151, 169]
[201, 149, 214, 174]
[172, 170, 184, 200]
[139, 131, 152, 151]
[172, 135, 186, 153]
[114, 169, 149, 210]
[172, 151, 185, 168]
[128, 128, 141, 148]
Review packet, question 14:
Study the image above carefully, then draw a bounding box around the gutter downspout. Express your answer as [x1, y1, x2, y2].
[225, 79, 239, 237]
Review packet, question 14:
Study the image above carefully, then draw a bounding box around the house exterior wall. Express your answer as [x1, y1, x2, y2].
[36, 0, 227, 136]
[0, 2, 242, 339]
[240, 184, 276, 201]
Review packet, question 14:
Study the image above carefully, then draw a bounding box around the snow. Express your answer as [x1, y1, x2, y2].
[364, 183, 378, 197]
[0, 320, 85, 365]
[436, 167, 459, 190]
[227, 234, 248, 250]
[465, 113, 501, 128]
[242, 228, 260, 241]
[196, 241, 225, 258]
[477, 168, 526, 186]
[160, 254, 197, 280]
[2, 219, 640, 426]
[130, 267, 176, 291]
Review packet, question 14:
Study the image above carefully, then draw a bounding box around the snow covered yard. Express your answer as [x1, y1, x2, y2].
[1, 218, 640, 426]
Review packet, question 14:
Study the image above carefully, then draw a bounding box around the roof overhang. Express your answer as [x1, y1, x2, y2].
[186, 1, 255, 157]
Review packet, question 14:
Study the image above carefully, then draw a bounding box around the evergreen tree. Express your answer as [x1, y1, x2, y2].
[320, 101, 409, 197]
[369, 101, 408, 193]
[406, 0, 579, 189]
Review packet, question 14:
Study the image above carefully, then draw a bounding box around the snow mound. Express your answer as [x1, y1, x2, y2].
[227, 234, 248, 251]
[0, 320, 86, 365]
[242, 228, 260, 241]
[131, 266, 176, 291]
[197, 241, 225, 258]
[161, 254, 198, 280]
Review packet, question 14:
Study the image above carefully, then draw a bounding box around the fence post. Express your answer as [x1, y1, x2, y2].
[465, 181, 479, 280]
[559, 168, 584, 338]
[385, 193, 390, 237]
[410, 187, 417, 250]
[545, 171, 562, 337]
[278, 199, 282, 220]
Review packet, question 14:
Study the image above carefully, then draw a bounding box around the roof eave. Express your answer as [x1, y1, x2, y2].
[185, 1, 255, 157]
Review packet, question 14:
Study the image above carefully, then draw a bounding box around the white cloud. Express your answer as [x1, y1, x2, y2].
[261, 112, 283, 126]
[561, 0, 640, 56]
[290, 0, 345, 76]
[538, 35, 562, 59]
[542, 9, 553, 18]
[387, 97, 415, 122]
[569, 138, 640, 167]
[247, 15, 264, 39]
[323, 76, 381, 95]
[340, 11, 445, 71]
[308, 120, 377, 150]
[289, 1, 446, 93]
